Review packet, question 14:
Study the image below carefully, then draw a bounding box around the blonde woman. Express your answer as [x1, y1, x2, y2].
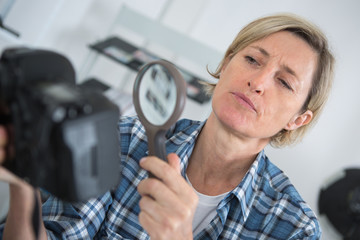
[0, 13, 334, 239]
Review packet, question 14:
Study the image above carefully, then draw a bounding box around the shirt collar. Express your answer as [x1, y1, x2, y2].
[165, 119, 266, 222]
[220, 150, 266, 222]
[165, 119, 206, 177]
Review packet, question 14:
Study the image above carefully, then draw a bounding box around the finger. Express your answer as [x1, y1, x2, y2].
[0, 166, 23, 185]
[138, 211, 170, 239]
[0, 149, 5, 164]
[138, 197, 188, 239]
[0, 126, 7, 164]
[0, 126, 7, 147]
[139, 159, 198, 210]
[139, 195, 170, 223]
[137, 178, 181, 208]
[137, 179, 197, 225]
[167, 153, 181, 174]
[140, 156, 189, 196]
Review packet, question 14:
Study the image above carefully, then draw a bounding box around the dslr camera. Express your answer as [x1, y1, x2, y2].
[0, 47, 120, 202]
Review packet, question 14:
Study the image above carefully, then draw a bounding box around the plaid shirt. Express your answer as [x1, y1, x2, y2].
[0, 116, 321, 239]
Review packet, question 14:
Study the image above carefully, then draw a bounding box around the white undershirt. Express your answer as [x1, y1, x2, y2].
[185, 175, 229, 236]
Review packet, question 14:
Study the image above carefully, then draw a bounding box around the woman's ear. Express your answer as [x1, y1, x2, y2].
[285, 110, 313, 131]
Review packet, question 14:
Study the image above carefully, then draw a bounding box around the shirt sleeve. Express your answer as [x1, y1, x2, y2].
[42, 191, 113, 239]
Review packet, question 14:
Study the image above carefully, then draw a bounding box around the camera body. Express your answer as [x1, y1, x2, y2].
[0, 48, 120, 202]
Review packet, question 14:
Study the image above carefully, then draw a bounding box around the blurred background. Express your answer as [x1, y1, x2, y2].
[0, 0, 359, 239]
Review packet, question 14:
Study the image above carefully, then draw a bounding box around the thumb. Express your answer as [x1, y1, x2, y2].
[167, 153, 181, 174]
[0, 166, 27, 186]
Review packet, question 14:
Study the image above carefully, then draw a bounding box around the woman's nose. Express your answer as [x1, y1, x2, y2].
[247, 66, 274, 95]
[247, 81, 263, 95]
[247, 71, 269, 95]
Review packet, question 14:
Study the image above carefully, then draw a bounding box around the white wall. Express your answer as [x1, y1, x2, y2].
[1, 0, 360, 239]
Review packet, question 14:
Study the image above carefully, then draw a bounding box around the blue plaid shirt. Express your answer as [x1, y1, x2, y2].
[0, 116, 321, 239]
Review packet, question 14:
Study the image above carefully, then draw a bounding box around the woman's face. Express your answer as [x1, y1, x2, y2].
[212, 31, 317, 141]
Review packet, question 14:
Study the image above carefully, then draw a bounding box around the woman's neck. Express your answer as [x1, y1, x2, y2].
[186, 113, 269, 195]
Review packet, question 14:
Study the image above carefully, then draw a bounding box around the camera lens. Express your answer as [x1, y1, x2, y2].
[83, 104, 92, 114]
[52, 107, 66, 122]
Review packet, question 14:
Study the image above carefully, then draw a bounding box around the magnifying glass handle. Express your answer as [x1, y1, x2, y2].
[154, 131, 167, 161]
[147, 130, 167, 178]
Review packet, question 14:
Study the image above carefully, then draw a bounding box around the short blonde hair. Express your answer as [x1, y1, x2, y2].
[206, 13, 335, 147]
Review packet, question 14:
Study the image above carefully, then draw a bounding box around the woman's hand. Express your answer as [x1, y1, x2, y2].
[0, 124, 33, 202]
[0, 125, 47, 240]
[0, 125, 21, 185]
[0, 125, 7, 164]
[0, 125, 18, 184]
[137, 153, 198, 240]
[0, 102, 18, 185]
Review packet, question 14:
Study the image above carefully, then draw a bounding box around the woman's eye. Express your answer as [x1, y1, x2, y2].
[245, 56, 259, 66]
[279, 79, 293, 91]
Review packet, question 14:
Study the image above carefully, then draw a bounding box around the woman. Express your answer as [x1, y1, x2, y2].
[0, 13, 334, 239]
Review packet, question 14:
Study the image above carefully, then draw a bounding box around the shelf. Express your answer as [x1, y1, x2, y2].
[89, 36, 211, 104]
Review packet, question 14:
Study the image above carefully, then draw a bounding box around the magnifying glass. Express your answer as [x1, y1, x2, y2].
[133, 60, 186, 176]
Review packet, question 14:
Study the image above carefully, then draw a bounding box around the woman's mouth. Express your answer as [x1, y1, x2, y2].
[231, 92, 257, 113]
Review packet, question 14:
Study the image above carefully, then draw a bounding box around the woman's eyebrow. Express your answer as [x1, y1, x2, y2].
[250, 46, 299, 80]
[250, 46, 270, 57]
[282, 64, 299, 80]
